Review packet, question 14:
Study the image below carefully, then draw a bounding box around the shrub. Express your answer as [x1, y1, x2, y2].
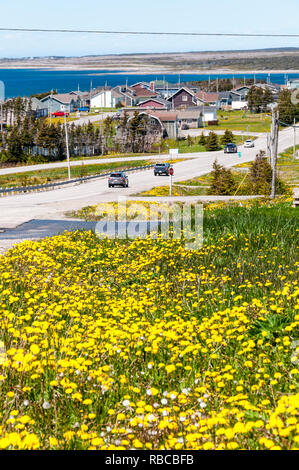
[210, 160, 237, 195]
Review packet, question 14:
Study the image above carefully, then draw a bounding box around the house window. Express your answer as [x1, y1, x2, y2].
[182, 95, 188, 102]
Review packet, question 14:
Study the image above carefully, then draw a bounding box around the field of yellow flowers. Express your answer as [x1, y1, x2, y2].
[0, 200, 298, 450]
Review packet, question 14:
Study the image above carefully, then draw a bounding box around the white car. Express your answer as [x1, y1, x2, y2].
[244, 139, 255, 148]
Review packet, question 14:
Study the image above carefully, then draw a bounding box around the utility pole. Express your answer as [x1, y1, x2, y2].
[0, 102, 3, 134]
[89, 80, 92, 111]
[49, 90, 53, 125]
[294, 117, 297, 159]
[0, 81, 4, 134]
[170, 154, 172, 196]
[64, 113, 71, 181]
[270, 110, 279, 199]
[267, 133, 272, 166]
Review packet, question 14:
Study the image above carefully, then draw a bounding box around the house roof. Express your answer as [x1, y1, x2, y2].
[90, 88, 113, 99]
[147, 111, 178, 122]
[196, 91, 219, 102]
[177, 109, 202, 119]
[132, 85, 157, 98]
[218, 91, 241, 98]
[41, 93, 78, 104]
[131, 82, 151, 89]
[112, 89, 125, 99]
[138, 97, 170, 107]
[167, 86, 196, 101]
[232, 86, 251, 92]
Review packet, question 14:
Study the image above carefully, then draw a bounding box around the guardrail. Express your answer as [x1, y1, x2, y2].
[0, 164, 155, 197]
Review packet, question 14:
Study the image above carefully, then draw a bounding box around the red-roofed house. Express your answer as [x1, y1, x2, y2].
[130, 83, 157, 103]
[137, 97, 171, 110]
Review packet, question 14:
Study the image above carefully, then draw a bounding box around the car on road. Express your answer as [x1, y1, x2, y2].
[154, 163, 170, 176]
[224, 143, 237, 154]
[108, 172, 129, 188]
[244, 139, 255, 148]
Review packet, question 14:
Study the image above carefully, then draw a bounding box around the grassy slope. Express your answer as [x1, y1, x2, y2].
[206, 110, 272, 133]
[0, 201, 298, 449]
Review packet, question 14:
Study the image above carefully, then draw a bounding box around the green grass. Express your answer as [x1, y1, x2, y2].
[165, 135, 255, 155]
[0, 160, 155, 189]
[90, 107, 117, 113]
[205, 110, 272, 133]
[276, 146, 299, 187]
[234, 146, 299, 188]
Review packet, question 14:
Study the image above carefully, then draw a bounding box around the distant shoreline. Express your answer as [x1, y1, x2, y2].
[0, 65, 298, 75]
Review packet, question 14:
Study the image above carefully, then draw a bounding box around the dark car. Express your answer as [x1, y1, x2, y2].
[224, 143, 237, 154]
[108, 172, 129, 188]
[154, 163, 170, 176]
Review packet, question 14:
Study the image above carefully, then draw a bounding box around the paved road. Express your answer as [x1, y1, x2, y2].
[0, 127, 293, 233]
[0, 127, 282, 178]
[0, 155, 173, 177]
[181, 129, 265, 137]
[0, 196, 262, 254]
[72, 111, 115, 127]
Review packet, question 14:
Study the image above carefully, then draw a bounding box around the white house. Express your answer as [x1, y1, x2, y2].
[202, 106, 217, 124]
[287, 79, 299, 90]
[90, 89, 113, 108]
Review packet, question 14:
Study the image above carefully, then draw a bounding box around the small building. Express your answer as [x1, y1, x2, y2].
[232, 86, 251, 99]
[137, 97, 172, 110]
[120, 110, 178, 140]
[90, 88, 113, 108]
[27, 97, 49, 118]
[69, 90, 91, 108]
[218, 91, 242, 108]
[113, 85, 136, 106]
[167, 87, 197, 109]
[130, 82, 152, 91]
[41, 93, 80, 113]
[196, 91, 220, 109]
[177, 108, 203, 129]
[254, 83, 280, 96]
[201, 106, 218, 125]
[130, 83, 157, 103]
[287, 79, 299, 90]
[149, 111, 178, 139]
[154, 81, 200, 99]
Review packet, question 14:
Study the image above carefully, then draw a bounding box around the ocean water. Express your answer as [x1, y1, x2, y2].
[0, 68, 298, 99]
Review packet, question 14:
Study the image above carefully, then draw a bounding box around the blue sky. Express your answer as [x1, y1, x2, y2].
[1, 0, 299, 57]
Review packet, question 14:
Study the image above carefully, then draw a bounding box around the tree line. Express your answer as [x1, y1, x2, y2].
[0, 106, 165, 164]
[210, 152, 288, 196]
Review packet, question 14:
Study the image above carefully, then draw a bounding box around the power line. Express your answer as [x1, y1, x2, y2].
[0, 27, 299, 38]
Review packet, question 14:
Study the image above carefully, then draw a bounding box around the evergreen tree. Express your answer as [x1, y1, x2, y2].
[278, 89, 299, 125]
[247, 87, 265, 113]
[221, 129, 235, 146]
[187, 135, 193, 147]
[210, 160, 237, 195]
[198, 131, 206, 146]
[205, 131, 219, 151]
[243, 152, 288, 195]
